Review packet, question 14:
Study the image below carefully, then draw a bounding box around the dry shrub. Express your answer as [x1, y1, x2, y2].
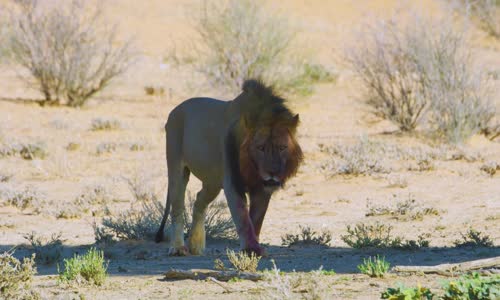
[0, 185, 44, 212]
[341, 222, 430, 250]
[321, 138, 388, 176]
[0, 252, 39, 299]
[281, 226, 332, 247]
[24, 232, 64, 265]
[8, 0, 134, 106]
[90, 118, 122, 131]
[262, 260, 330, 300]
[455, 0, 500, 38]
[346, 8, 495, 142]
[365, 194, 440, 221]
[95, 175, 236, 242]
[454, 228, 494, 247]
[172, 0, 334, 96]
[226, 249, 261, 272]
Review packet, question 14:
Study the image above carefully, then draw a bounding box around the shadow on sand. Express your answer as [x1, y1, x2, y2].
[2, 240, 499, 277]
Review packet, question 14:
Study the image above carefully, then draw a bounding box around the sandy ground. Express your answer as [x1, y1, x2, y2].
[0, 0, 499, 299]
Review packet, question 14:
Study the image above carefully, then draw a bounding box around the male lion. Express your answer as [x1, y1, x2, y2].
[155, 79, 303, 256]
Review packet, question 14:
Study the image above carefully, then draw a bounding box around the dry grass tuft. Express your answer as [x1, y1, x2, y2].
[0, 252, 39, 299]
[24, 232, 64, 265]
[226, 249, 261, 272]
[281, 226, 332, 247]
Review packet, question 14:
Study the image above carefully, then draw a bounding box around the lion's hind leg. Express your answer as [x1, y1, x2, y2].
[188, 184, 220, 255]
[167, 166, 190, 256]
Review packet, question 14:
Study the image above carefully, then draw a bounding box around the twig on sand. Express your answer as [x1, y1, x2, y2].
[392, 256, 500, 276]
[163, 268, 263, 282]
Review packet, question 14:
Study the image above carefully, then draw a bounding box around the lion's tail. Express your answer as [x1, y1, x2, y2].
[155, 193, 172, 243]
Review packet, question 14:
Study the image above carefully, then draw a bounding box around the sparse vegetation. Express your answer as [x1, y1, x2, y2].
[8, 0, 134, 106]
[226, 249, 261, 273]
[365, 194, 440, 221]
[454, 228, 494, 247]
[58, 247, 108, 286]
[342, 222, 430, 250]
[455, 0, 500, 38]
[96, 142, 117, 155]
[90, 118, 122, 131]
[262, 260, 330, 300]
[357, 255, 390, 277]
[0, 252, 39, 300]
[480, 161, 499, 176]
[174, 0, 334, 96]
[321, 138, 388, 176]
[381, 284, 435, 300]
[441, 272, 499, 300]
[346, 8, 495, 142]
[0, 185, 44, 212]
[24, 232, 64, 265]
[0, 141, 48, 160]
[281, 225, 332, 247]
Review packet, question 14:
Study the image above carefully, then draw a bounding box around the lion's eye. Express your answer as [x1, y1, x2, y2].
[279, 145, 287, 151]
[257, 145, 265, 152]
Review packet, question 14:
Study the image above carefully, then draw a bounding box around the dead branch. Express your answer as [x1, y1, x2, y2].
[392, 256, 500, 276]
[163, 268, 264, 282]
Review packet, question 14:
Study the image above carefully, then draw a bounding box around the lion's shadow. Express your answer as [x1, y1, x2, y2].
[2, 240, 499, 276]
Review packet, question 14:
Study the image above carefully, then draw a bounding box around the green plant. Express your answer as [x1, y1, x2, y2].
[454, 228, 494, 247]
[381, 284, 435, 300]
[441, 273, 499, 300]
[58, 247, 108, 286]
[24, 232, 63, 265]
[0, 252, 39, 299]
[226, 249, 261, 272]
[281, 226, 332, 247]
[357, 255, 390, 277]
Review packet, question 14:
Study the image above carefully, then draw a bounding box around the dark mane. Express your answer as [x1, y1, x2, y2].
[239, 79, 296, 130]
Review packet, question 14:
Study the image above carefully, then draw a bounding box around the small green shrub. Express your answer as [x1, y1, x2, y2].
[441, 272, 499, 300]
[381, 284, 435, 300]
[281, 226, 332, 247]
[357, 255, 390, 277]
[24, 232, 63, 265]
[226, 249, 261, 272]
[454, 228, 494, 248]
[0, 252, 39, 299]
[58, 247, 108, 286]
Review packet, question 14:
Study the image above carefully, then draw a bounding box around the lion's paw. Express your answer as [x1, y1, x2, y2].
[243, 245, 268, 258]
[168, 245, 190, 256]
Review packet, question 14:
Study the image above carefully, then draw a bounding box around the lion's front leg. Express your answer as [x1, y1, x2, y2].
[224, 181, 263, 255]
[249, 189, 271, 242]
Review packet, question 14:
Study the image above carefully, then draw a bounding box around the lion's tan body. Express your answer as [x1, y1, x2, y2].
[156, 80, 303, 256]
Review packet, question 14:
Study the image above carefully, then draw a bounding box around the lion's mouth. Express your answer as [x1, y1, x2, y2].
[262, 179, 281, 187]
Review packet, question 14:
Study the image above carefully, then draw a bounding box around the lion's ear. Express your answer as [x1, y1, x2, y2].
[291, 114, 299, 127]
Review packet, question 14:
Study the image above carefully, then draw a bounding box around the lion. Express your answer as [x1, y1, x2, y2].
[155, 79, 303, 256]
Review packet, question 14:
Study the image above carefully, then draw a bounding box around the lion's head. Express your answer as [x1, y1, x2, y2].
[238, 80, 303, 191]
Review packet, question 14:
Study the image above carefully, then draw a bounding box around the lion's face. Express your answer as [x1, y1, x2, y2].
[240, 122, 303, 191]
